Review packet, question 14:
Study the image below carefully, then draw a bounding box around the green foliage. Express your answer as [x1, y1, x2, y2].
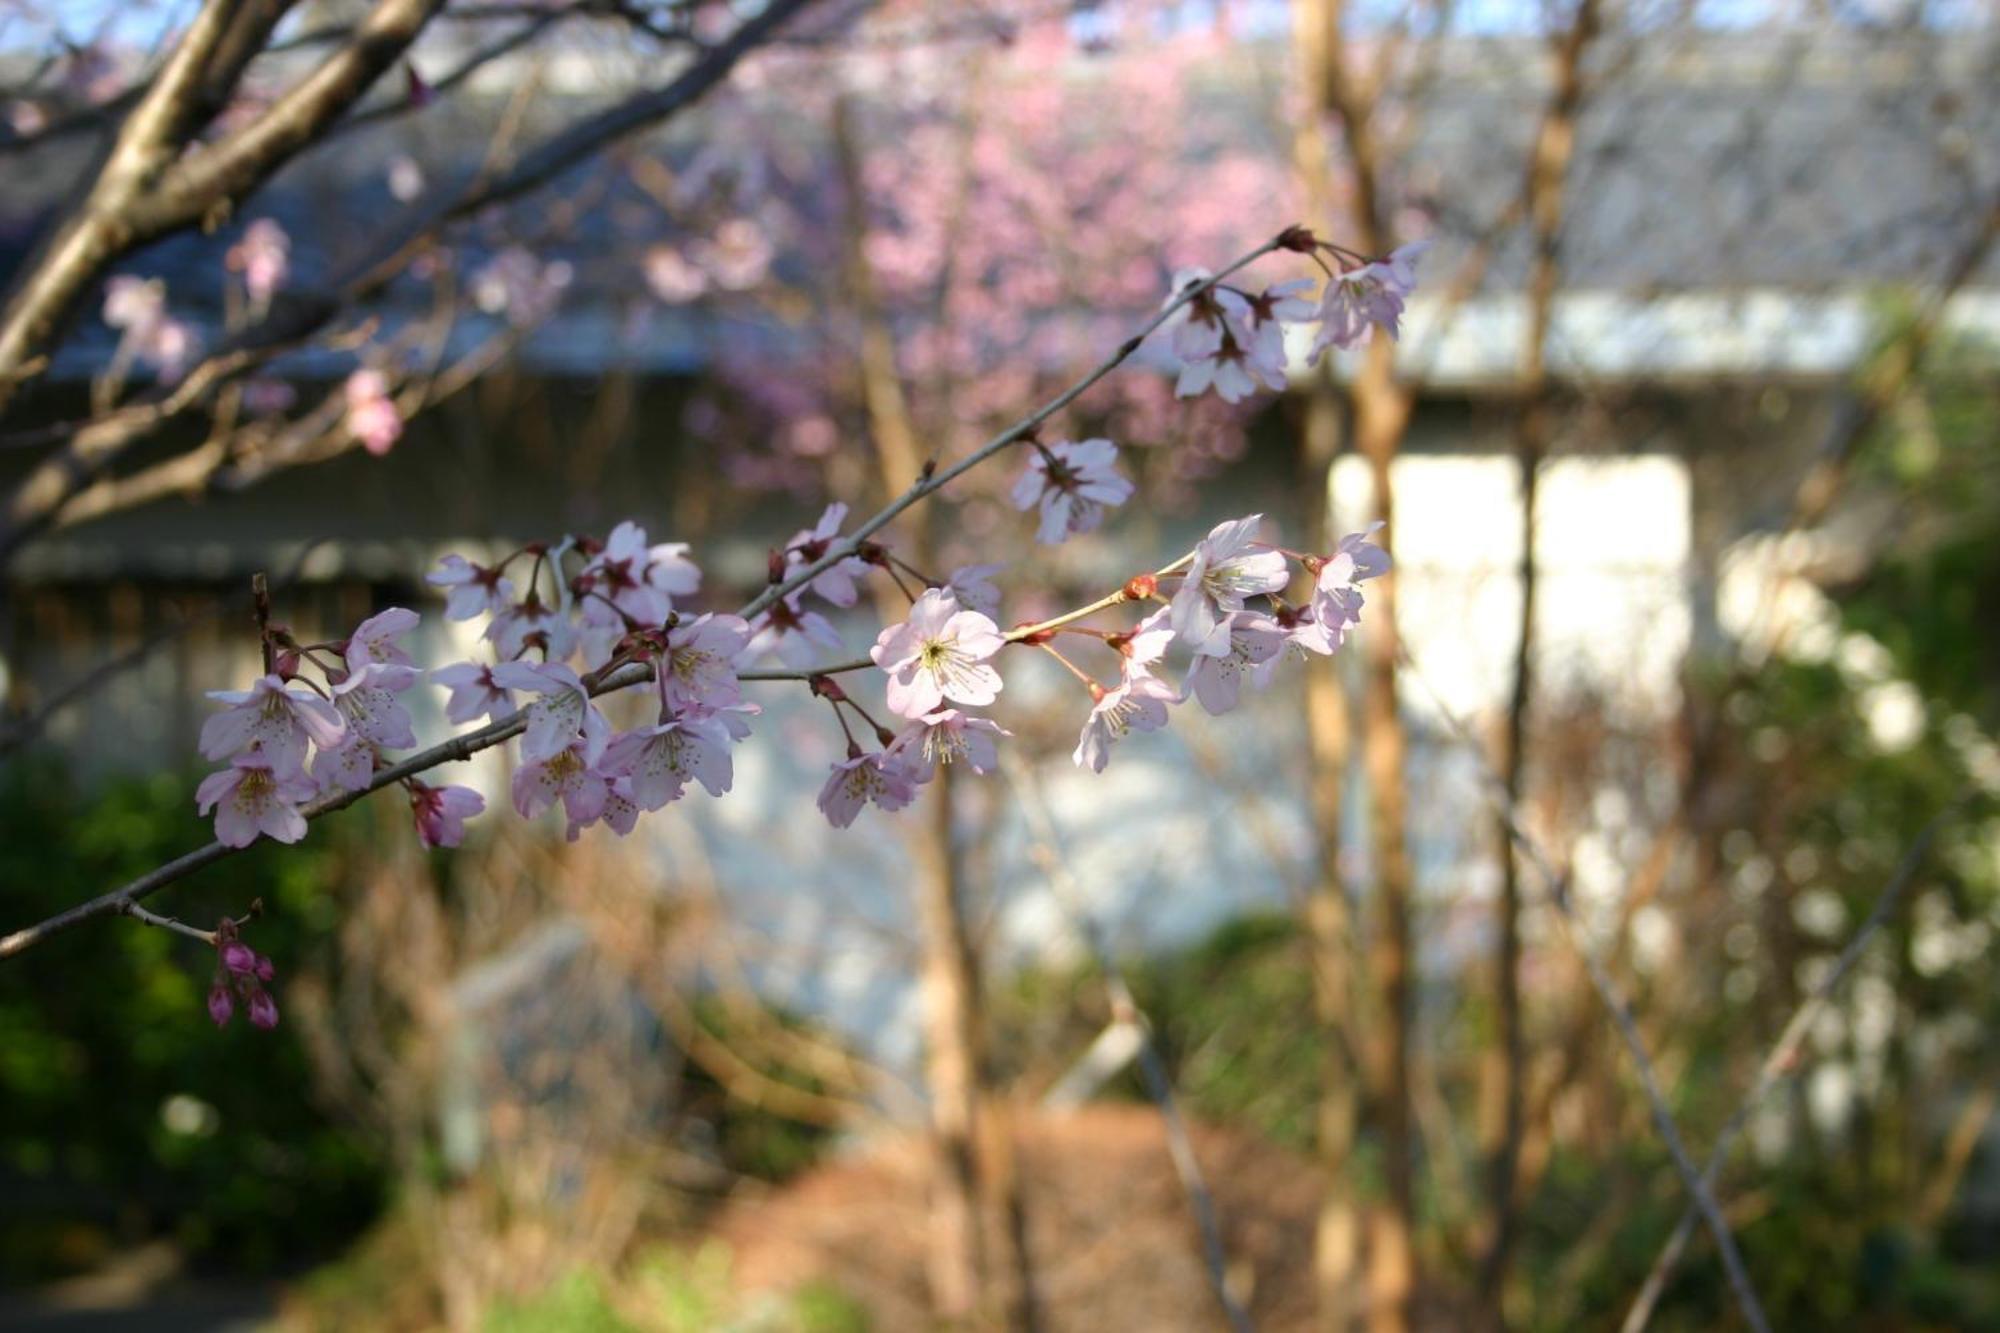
[486, 1270, 637, 1333]
[1123, 914, 1322, 1154]
[681, 999, 839, 1183]
[482, 1245, 870, 1333]
[0, 760, 387, 1281]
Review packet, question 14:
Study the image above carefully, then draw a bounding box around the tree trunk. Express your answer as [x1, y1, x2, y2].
[836, 93, 1033, 1331]
[1354, 337, 1417, 1333]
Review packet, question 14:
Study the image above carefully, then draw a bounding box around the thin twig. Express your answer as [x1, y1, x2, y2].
[0, 537, 333, 758]
[1618, 800, 1961, 1333]
[1002, 749, 1257, 1333]
[1396, 645, 1774, 1333]
[738, 237, 1285, 623]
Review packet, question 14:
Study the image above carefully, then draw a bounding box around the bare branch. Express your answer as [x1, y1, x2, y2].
[1398, 647, 1776, 1333]
[1002, 750, 1257, 1333]
[0, 1, 300, 403]
[0, 0, 826, 559]
[1618, 801, 1961, 1333]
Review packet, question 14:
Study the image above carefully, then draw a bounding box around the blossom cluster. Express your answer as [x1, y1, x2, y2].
[207, 919, 280, 1031]
[1163, 236, 1428, 403]
[196, 605, 485, 848]
[183, 226, 1421, 1030]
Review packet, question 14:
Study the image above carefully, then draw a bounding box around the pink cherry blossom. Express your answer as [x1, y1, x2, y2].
[1117, 606, 1178, 684]
[1010, 438, 1135, 545]
[196, 754, 318, 847]
[247, 989, 280, 1030]
[103, 275, 164, 332]
[945, 564, 1005, 618]
[1249, 604, 1345, 689]
[511, 737, 609, 824]
[582, 520, 689, 627]
[330, 663, 419, 749]
[645, 245, 707, 303]
[1169, 513, 1291, 657]
[431, 661, 516, 724]
[888, 709, 1010, 779]
[817, 748, 924, 829]
[473, 245, 573, 325]
[1173, 337, 1258, 402]
[579, 779, 642, 841]
[344, 606, 419, 670]
[312, 736, 375, 794]
[199, 674, 345, 772]
[490, 661, 608, 764]
[659, 613, 752, 713]
[1310, 522, 1391, 637]
[387, 153, 424, 201]
[783, 502, 872, 608]
[427, 554, 516, 621]
[746, 595, 843, 667]
[102, 275, 196, 379]
[870, 588, 1007, 720]
[599, 713, 736, 810]
[226, 218, 290, 308]
[487, 594, 577, 662]
[1309, 241, 1428, 359]
[221, 941, 257, 975]
[1163, 269, 1252, 361]
[697, 217, 773, 290]
[1073, 673, 1179, 774]
[410, 780, 485, 849]
[1183, 611, 1286, 714]
[345, 369, 403, 456]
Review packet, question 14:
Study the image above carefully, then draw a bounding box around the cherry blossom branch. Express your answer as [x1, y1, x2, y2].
[1394, 646, 1773, 1333]
[1002, 554, 1193, 642]
[1001, 749, 1256, 1333]
[1618, 799, 1963, 1333]
[738, 234, 1288, 622]
[121, 901, 222, 946]
[0, 231, 1299, 961]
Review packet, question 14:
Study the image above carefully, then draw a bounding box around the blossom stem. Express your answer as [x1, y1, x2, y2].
[883, 550, 940, 589]
[828, 699, 859, 752]
[1036, 642, 1100, 691]
[1004, 551, 1197, 642]
[881, 562, 923, 605]
[120, 900, 217, 946]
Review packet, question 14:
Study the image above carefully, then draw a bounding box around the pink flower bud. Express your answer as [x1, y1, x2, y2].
[255, 954, 275, 983]
[221, 940, 257, 974]
[207, 982, 235, 1028]
[247, 989, 279, 1031]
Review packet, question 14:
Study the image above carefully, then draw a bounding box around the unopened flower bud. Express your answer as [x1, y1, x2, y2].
[207, 982, 235, 1028]
[1124, 573, 1157, 601]
[247, 989, 279, 1031]
[221, 941, 257, 975]
[1276, 224, 1319, 253]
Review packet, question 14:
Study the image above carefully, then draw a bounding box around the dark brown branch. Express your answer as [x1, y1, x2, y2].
[0, 0, 299, 405]
[0, 0, 825, 561]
